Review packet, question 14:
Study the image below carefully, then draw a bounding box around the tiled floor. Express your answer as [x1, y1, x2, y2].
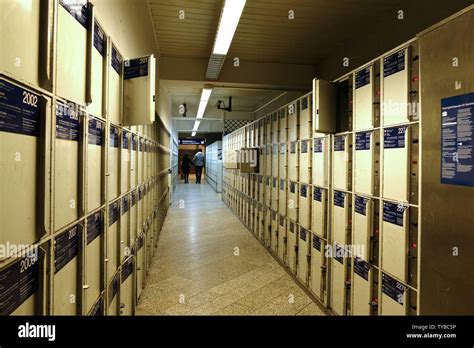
[136, 181, 326, 316]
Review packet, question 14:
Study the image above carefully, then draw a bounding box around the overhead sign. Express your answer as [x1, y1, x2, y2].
[179, 138, 205, 145]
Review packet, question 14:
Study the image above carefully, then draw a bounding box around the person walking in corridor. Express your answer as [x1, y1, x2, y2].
[181, 154, 191, 183]
[192, 150, 204, 184]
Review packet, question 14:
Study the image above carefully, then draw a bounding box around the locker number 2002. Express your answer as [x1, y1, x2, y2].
[22, 91, 38, 107]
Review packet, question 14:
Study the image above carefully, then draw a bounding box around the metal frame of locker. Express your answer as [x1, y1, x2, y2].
[310, 232, 327, 304]
[286, 218, 298, 273]
[299, 93, 312, 140]
[277, 214, 287, 262]
[299, 139, 311, 184]
[297, 225, 310, 286]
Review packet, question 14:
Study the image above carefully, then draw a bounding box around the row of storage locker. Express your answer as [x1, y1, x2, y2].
[205, 141, 223, 193]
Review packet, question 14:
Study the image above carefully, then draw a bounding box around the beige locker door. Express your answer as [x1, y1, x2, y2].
[311, 187, 326, 237]
[382, 48, 410, 126]
[265, 176, 271, 207]
[108, 125, 120, 200]
[354, 65, 374, 131]
[107, 200, 120, 283]
[381, 273, 408, 315]
[352, 258, 372, 315]
[53, 224, 81, 315]
[331, 245, 346, 315]
[297, 227, 310, 285]
[332, 191, 348, 245]
[121, 130, 130, 193]
[264, 209, 271, 246]
[258, 205, 264, 241]
[87, 117, 104, 212]
[272, 113, 279, 144]
[135, 234, 145, 299]
[279, 109, 287, 143]
[120, 257, 134, 315]
[108, 44, 123, 125]
[287, 219, 298, 273]
[382, 126, 409, 201]
[130, 134, 138, 188]
[258, 175, 264, 203]
[1, 79, 49, 246]
[271, 210, 278, 253]
[56, 1, 88, 104]
[85, 210, 103, 313]
[279, 143, 287, 180]
[265, 115, 272, 144]
[354, 131, 374, 195]
[130, 189, 138, 242]
[299, 184, 310, 229]
[287, 102, 298, 142]
[253, 204, 259, 236]
[299, 96, 311, 140]
[299, 140, 311, 184]
[333, 135, 349, 190]
[120, 195, 130, 261]
[278, 180, 287, 214]
[54, 102, 81, 231]
[353, 196, 372, 260]
[278, 215, 287, 262]
[271, 178, 278, 210]
[288, 141, 298, 181]
[382, 202, 408, 281]
[310, 234, 324, 299]
[107, 272, 120, 315]
[88, 19, 106, 117]
[258, 148, 265, 175]
[259, 119, 265, 145]
[312, 137, 327, 187]
[288, 181, 298, 221]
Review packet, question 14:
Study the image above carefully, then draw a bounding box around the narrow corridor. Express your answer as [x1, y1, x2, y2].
[136, 182, 325, 315]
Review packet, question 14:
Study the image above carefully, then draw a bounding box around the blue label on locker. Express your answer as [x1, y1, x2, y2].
[382, 273, 406, 305]
[334, 136, 345, 151]
[90, 297, 103, 316]
[355, 131, 371, 151]
[383, 201, 406, 227]
[0, 255, 39, 315]
[333, 244, 344, 264]
[56, 104, 80, 141]
[109, 126, 119, 147]
[289, 221, 295, 233]
[383, 49, 406, 78]
[131, 190, 137, 206]
[124, 57, 149, 80]
[355, 67, 371, 89]
[87, 211, 103, 244]
[121, 258, 134, 283]
[108, 272, 119, 305]
[301, 140, 308, 153]
[290, 182, 296, 193]
[354, 196, 368, 216]
[59, 0, 88, 29]
[441, 92, 474, 187]
[354, 258, 370, 281]
[301, 97, 308, 110]
[111, 45, 122, 75]
[333, 191, 345, 208]
[313, 138, 323, 153]
[122, 131, 129, 149]
[108, 201, 120, 226]
[279, 215, 285, 226]
[93, 20, 105, 56]
[280, 179, 285, 190]
[312, 235, 321, 251]
[0, 79, 41, 137]
[384, 126, 406, 149]
[313, 187, 322, 202]
[300, 228, 307, 241]
[121, 195, 129, 215]
[88, 118, 103, 146]
[300, 184, 307, 197]
[290, 142, 296, 153]
[132, 135, 138, 150]
[55, 224, 80, 274]
[280, 143, 285, 154]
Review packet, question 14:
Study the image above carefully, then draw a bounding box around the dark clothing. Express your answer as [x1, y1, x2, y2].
[195, 165, 203, 184]
[181, 156, 191, 183]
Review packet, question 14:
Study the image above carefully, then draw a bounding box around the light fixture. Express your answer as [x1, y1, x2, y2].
[212, 0, 246, 55]
[191, 131, 196, 137]
[196, 87, 213, 119]
[192, 120, 201, 131]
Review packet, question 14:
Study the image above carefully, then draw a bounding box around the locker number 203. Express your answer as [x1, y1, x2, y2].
[22, 91, 38, 107]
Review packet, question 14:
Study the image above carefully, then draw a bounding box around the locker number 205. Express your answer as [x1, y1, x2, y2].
[22, 91, 38, 107]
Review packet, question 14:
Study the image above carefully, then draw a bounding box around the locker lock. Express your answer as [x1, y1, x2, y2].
[369, 300, 378, 309]
[120, 303, 125, 309]
[83, 285, 90, 289]
[345, 280, 351, 288]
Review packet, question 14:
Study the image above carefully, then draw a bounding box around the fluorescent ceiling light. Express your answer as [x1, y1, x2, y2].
[191, 131, 196, 137]
[212, 0, 246, 55]
[192, 120, 201, 131]
[196, 87, 213, 119]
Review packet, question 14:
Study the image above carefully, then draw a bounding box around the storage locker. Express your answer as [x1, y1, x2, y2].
[120, 194, 130, 261]
[288, 141, 298, 181]
[88, 19, 106, 117]
[299, 139, 311, 184]
[333, 135, 350, 190]
[107, 271, 120, 315]
[85, 209, 103, 313]
[54, 102, 83, 231]
[0, 78, 50, 247]
[312, 79, 337, 133]
[53, 223, 82, 315]
[287, 219, 298, 273]
[259, 118, 265, 146]
[330, 243, 347, 315]
[354, 131, 374, 195]
[279, 108, 287, 143]
[253, 201, 259, 236]
[130, 189, 138, 241]
[299, 95, 312, 140]
[381, 201, 408, 281]
[382, 126, 409, 201]
[108, 43, 123, 125]
[107, 199, 120, 283]
[56, 0, 88, 104]
[258, 175, 264, 204]
[258, 147, 265, 175]
[271, 177, 278, 210]
[353, 65, 374, 130]
[381, 272, 408, 315]
[272, 112, 279, 144]
[311, 187, 326, 237]
[312, 136, 329, 187]
[352, 258, 373, 315]
[138, 185, 145, 233]
[121, 130, 130, 193]
[288, 181, 298, 221]
[297, 226, 310, 285]
[310, 233, 325, 300]
[277, 215, 287, 262]
[278, 143, 287, 180]
[270, 210, 278, 254]
[120, 257, 134, 315]
[87, 117, 104, 211]
[278, 179, 287, 215]
[299, 184, 311, 229]
[353, 196, 372, 260]
[262, 208, 271, 246]
[265, 115, 272, 144]
[332, 190, 349, 245]
[265, 176, 271, 207]
[265, 144, 271, 175]
[135, 233, 145, 299]
[130, 134, 138, 188]
[108, 124, 120, 199]
[382, 47, 410, 126]
[287, 101, 298, 142]
[271, 143, 279, 177]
